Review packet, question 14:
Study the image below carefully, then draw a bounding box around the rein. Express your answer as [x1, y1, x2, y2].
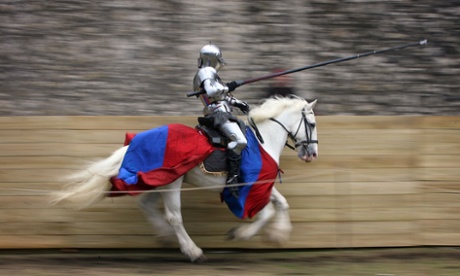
[249, 117, 265, 144]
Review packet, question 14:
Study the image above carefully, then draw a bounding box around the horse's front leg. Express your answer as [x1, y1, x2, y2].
[227, 201, 276, 241]
[160, 178, 206, 262]
[265, 187, 292, 245]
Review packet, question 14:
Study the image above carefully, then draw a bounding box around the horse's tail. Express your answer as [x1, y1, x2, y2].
[50, 145, 128, 209]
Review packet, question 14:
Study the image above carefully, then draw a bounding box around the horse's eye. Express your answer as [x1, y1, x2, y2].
[309, 123, 316, 128]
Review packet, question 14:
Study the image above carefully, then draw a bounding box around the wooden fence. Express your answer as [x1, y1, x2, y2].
[0, 116, 459, 249]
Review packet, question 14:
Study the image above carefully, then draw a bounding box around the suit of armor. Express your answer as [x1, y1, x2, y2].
[192, 44, 249, 198]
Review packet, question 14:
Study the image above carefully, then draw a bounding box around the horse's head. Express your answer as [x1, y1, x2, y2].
[293, 99, 318, 162]
[249, 96, 319, 163]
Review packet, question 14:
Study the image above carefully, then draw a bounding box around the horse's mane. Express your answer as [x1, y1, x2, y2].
[248, 95, 307, 123]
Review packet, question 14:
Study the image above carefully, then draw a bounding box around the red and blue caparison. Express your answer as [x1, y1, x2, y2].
[110, 123, 279, 219]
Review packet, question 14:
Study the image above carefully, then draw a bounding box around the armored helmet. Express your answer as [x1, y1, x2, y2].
[197, 44, 226, 71]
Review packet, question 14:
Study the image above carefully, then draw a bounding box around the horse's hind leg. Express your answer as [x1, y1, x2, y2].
[159, 178, 206, 262]
[138, 192, 175, 246]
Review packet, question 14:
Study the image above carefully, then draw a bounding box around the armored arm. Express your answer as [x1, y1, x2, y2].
[202, 79, 229, 97]
[227, 96, 250, 114]
[195, 67, 229, 97]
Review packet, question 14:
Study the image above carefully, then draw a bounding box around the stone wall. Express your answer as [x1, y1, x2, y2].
[0, 0, 458, 116]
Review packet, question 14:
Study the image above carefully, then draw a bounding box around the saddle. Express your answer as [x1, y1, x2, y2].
[195, 116, 245, 176]
[195, 119, 228, 175]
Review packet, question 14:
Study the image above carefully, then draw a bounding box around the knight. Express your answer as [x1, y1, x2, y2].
[192, 44, 249, 198]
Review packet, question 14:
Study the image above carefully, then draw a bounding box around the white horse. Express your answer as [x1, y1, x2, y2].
[51, 96, 318, 262]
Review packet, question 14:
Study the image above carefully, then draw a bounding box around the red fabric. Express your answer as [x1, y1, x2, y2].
[124, 132, 136, 146]
[244, 145, 278, 218]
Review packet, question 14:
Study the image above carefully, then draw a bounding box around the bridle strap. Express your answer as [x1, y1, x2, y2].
[269, 118, 298, 150]
[269, 109, 318, 150]
[248, 109, 318, 150]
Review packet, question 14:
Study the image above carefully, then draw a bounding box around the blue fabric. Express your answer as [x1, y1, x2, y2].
[222, 128, 263, 218]
[118, 125, 168, 185]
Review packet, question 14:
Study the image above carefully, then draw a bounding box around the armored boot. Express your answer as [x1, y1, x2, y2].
[226, 149, 242, 198]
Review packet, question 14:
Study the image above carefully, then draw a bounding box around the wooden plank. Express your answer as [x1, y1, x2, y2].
[318, 129, 419, 144]
[0, 143, 119, 157]
[0, 195, 422, 224]
[421, 219, 460, 233]
[277, 181, 419, 196]
[29, 220, 419, 237]
[67, 234, 168, 249]
[24, 208, 239, 224]
[0, 193, 139, 209]
[0, 168, 81, 183]
[417, 168, 460, 181]
[0, 156, 90, 169]
[328, 233, 421, 247]
[281, 154, 417, 169]
[42, 233, 420, 249]
[285, 194, 421, 209]
[417, 116, 460, 129]
[0, 182, 421, 208]
[0, 192, 422, 212]
[66, 234, 257, 249]
[315, 116, 419, 130]
[0, 235, 69, 248]
[288, 207, 418, 222]
[191, 233, 420, 248]
[279, 168, 417, 183]
[0, 222, 68, 235]
[418, 155, 460, 168]
[67, 221, 249, 236]
[0, 183, 72, 193]
[305, 141, 418, 156]
[0, 208, 80, 223]
[420, 207, 460, 220]
[418, 142, 460, 155]
[421, 181, 460, 193]
[422, 233, 460, 246]
[421, 129, 460, 143]
[0, 129, 130, 144]
[419, 192, 460, 207]
[292, 221, 418, 236]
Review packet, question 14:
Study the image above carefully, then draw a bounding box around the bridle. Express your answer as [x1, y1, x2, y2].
[269, 108, 318, 151]
[248, 106, 318, 151]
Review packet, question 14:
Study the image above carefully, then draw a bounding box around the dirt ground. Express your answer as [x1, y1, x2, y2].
[1, 247, 459, 276]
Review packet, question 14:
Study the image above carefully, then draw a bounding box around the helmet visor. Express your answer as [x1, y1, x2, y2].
[215, 56, 227, 71]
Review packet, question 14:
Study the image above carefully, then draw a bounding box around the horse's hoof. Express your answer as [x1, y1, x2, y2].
[262, 235, 284, 246]
[191, 254, 208, 263]
[263, 229, 290, 246]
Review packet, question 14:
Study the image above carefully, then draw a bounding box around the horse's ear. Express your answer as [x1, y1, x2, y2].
[309, 99, 317, 109]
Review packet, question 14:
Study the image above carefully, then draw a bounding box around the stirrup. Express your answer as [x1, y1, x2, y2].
[226, 174, 239, 185]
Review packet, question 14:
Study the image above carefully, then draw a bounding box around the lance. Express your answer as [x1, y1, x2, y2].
[187, 39, 427, 97]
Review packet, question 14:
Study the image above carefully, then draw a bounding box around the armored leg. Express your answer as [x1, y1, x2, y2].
[220, 120, 247, 198]
[226, 149, 241, 198]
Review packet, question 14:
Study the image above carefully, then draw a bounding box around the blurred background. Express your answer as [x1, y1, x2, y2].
[0, 0, 458, 116]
